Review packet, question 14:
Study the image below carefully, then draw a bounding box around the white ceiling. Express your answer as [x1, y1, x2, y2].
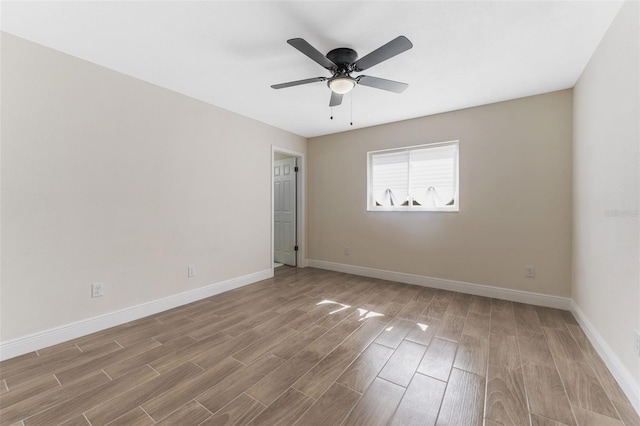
[1, 1, 623, 138]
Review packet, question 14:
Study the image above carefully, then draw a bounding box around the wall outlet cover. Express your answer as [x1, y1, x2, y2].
[188, 265, 196, 277]
[525, 266, 535, 278]
[91, 282, 103, 298]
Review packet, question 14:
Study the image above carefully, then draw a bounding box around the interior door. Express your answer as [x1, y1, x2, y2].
[274, 157, 297, 266]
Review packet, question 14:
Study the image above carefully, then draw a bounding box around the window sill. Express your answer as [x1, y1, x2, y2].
[367, 207, 459, 213]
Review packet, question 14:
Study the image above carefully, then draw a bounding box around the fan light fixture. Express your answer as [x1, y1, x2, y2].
[329, 76, 355, 94]
[271, 36, 413, 107]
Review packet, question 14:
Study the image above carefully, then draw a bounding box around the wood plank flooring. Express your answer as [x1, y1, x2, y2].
[1, 267, 638, 426]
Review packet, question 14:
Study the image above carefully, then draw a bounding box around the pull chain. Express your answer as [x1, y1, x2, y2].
[350, 93, 353, 126]
[327, 98, 353, 124]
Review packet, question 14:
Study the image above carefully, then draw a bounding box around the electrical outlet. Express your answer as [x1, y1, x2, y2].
[634, 330, 640, 356]
[91, 282, 103, 298]
[344, 246, 350, 256]
[525, 266, 535, 278]
[188, 265, 196, 277]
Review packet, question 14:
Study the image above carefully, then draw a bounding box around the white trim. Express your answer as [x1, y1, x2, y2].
[570, 301, 640, 413]
[307, 259, 571, 309]
[0, 268, 273, 361]
[3, 260, 638, 416]
[271, 146, 307, 269]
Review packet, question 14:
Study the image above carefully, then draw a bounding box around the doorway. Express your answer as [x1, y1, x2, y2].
[272, 147, 305, 269]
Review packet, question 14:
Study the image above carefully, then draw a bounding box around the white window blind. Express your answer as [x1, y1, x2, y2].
[371, 151, 409, 206]
[368, 141, 458, 211]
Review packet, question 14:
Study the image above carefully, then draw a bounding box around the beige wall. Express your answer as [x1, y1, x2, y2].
[0, 33, 306, 341]
[308, 90, 573, 297]
[573, 0, 640, 386]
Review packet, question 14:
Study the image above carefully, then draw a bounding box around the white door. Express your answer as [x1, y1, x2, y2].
[274, 157, 297, 266]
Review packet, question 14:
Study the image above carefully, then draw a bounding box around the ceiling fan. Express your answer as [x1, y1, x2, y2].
[271, 36, 413, 107]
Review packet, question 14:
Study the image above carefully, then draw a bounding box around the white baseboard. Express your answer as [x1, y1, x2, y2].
[0, 268, 273, 361]
[570, 301, 640, 413]
[4, 261, 637, 416]
[307, 259, 571, 309]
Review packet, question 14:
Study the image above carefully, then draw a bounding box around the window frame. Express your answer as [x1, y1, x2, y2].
[367, 140, 460, 212]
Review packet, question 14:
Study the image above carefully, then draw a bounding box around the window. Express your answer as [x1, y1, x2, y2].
[367, 141, 459, 212]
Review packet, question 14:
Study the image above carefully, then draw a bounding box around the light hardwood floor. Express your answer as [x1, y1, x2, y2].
[1, 267, 638, 426]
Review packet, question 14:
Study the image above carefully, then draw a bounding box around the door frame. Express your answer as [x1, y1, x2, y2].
[271, 146, 306, 270]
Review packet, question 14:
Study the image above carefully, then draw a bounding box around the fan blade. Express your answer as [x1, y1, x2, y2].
[271, 77, 327, 89]
[353, 36, 413, 72]
[287, 38, 336, 70]
[357, 76, 408, 93]
[329, 91, 343, 107]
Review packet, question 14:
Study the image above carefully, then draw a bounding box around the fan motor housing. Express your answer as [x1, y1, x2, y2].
[326, 48, 358, 70]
